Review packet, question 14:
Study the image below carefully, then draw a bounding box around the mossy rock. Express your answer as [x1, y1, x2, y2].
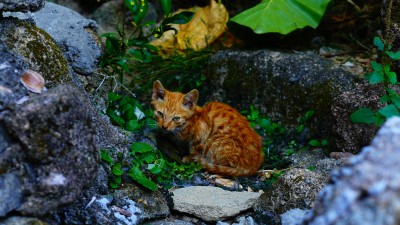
[0, 18, 71, 88]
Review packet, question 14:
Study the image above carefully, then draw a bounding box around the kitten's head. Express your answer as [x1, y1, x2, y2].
[151, 80, 199, 132]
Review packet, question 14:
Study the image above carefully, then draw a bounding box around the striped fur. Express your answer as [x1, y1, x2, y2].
[151, 80, 263, 177]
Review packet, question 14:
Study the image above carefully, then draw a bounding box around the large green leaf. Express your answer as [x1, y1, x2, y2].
[230, 0, 332, 34]
[350, 108, 375, 124]
[128, 167, 158, 191]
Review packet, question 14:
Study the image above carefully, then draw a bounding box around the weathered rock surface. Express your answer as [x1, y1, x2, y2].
[1, 216, 48, 225]
[206, 50, 358, 149]
[0, 44, 26, 111]
[382, 0, 400, 56]
[0, 173, 23, 217]
[0, 85, 99, 216]
[172, 186, 262, 222]
[0, 0, 45, 13]
[287, 149, 345, 178]
[332, 80, 384, 153]
[255, 168, 326, 217]
[32, 2, 101, 75]
[0, 17, 71, 88]
[113, 183, 170, 221]
[303, 116, 400, 225]
[281, 209, 309, 225]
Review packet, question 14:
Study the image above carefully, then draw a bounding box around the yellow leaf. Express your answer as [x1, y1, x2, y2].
[151, 0, 228, 55]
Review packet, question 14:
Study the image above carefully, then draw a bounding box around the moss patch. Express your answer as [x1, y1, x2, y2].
[0, 18, 71, 87]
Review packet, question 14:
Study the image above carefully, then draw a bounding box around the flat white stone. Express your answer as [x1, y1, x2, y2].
[171, 186, 262, 221]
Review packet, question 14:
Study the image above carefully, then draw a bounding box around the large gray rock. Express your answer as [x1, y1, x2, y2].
[0, 85, 99, 216]
[0, 0, 45, 13]
[205, 50, 357, 150]
[32, 2, 101, 75]
[303, 116, 400, 225]
[172, 186, 262, 222]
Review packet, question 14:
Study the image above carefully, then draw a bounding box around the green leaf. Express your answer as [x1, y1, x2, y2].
[162, 11, 195, 25]
[106, 109, 126, 127]
[116, 58, 131, 72]
[373, 37, 384, 51]
[125, 0, 139, 15]
[375, 115, 386, 126]
[141, 152, 157, 164]
[370, 61, 383, 71]
[160, 0, 172, 16]
[114, 175, 121, 184]
[321, 139, 328, 146]
[230, 0, 332, 34]
[387, 71, 397, 84]
[132, 0, 149, 24]
[309, 139, 321, 147]
[386, 51, 400, 60]
[364, 71, 384, 84]
[148, 163, 163, 174]
[392, 96, 400, 108]
[108, 92, 122, 102]
[110, 181, 119, 189]
[304, 110, 315, 120]
[296, 124, 305, 133]
[380, 95, 391, 103]
[112, 163, 124, 176]
[131, 142, 153, 153]
[386, 87, 396, 95]
[100, 149, 113, 165]
[350, 108, 376, 124]
[128, 167, 158, 191]
[378, 104, 399, 119]
[126, 120, 139, 131]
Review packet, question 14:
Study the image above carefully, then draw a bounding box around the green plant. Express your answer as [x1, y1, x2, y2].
[100, 142, 201, 190]
[351, 36, 400, 125]
[100, 0, 194, 83]
[129, 49, 213, 97]
[100, 147, 158, 190]
[242, 106, 328, 171]
[106, 92, 156, 132]
[229, 0, 332, 35]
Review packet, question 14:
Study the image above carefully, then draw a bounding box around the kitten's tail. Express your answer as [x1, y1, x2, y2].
[198, 158, 259, 177]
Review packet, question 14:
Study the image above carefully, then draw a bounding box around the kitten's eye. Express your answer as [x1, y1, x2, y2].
[157, 111, 164, 118]
[172, 116, 180, 122]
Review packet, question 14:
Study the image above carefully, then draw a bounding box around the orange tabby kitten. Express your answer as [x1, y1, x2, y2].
[151, 80, 263, 177]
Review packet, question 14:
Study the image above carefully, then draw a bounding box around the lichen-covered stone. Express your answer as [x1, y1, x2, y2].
[0, 0, 45, 13]
[0, 18, 71, 88]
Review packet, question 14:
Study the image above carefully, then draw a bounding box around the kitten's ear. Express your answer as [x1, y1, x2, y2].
[152, 80, 166, 101]
[182, 89, 199, 109]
